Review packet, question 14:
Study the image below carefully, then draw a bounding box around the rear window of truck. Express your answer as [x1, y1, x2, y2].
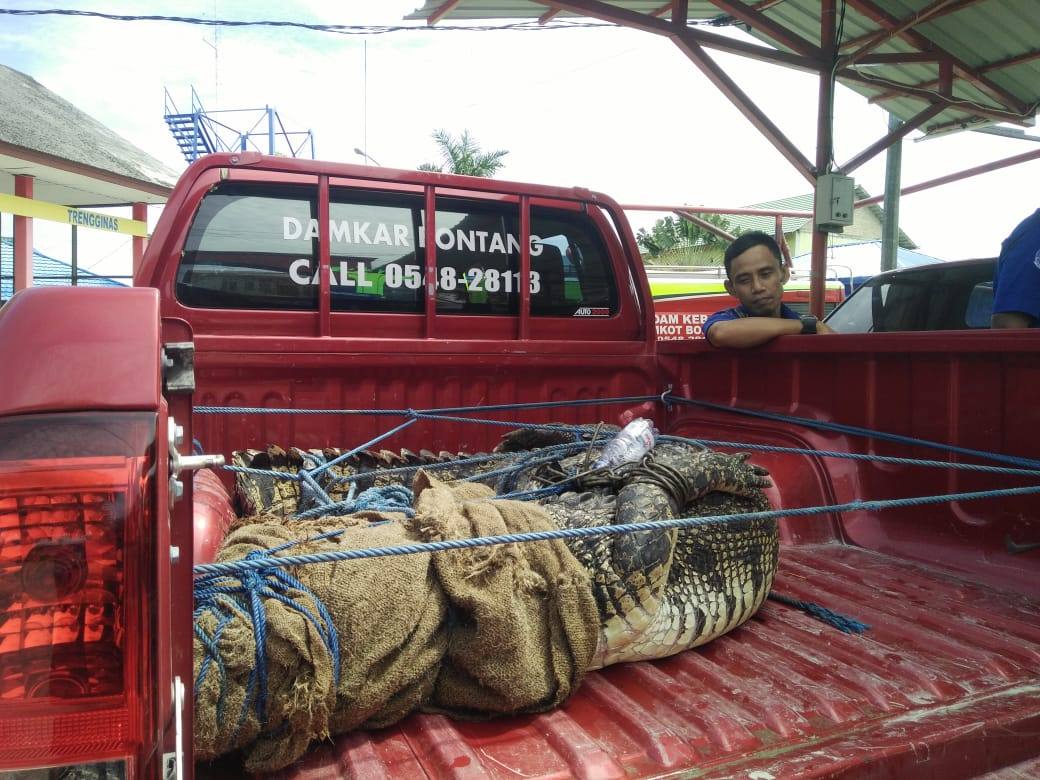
[176, 183, 617, 317]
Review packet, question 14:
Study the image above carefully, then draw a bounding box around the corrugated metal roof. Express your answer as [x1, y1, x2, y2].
[0, 237, 127, 302]
[727, 193, 816, 235]
[406, 1, 1040, 138]
[723, 186, 916, 248]
[406, 1, 733, 21]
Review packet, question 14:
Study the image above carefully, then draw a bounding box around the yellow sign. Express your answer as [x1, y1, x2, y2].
[0, 193, 147, 237]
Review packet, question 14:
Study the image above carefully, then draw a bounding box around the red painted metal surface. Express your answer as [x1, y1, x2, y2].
[0, 286, 161, 416]
[193, 468, 236, 567]
[13, 174, 32, 292]
[658, 333, 1040, 599]
[180, 328, 1040, 777]
[261, 545, 1040, 779]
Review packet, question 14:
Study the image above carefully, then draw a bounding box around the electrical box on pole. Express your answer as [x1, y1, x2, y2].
[814, 173, 855, 233]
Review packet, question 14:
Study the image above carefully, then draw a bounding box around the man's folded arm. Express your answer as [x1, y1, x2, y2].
[705, 317, 803, 348]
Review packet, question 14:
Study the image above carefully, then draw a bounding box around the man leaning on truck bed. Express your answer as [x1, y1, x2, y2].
[704, 231, 833, 349]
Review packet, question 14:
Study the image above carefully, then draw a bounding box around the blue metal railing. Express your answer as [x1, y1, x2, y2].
[163, 86, 315, 163]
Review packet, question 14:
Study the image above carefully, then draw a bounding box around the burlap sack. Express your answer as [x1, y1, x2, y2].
[411, 472, 599, 718]
[193, 512, 440, 771]
[194, 472, 598, 773]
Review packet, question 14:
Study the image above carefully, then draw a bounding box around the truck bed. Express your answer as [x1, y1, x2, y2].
[260, 540, 1040, 780]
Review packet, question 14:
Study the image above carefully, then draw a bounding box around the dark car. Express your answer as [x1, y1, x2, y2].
[824, 258, 996, 333]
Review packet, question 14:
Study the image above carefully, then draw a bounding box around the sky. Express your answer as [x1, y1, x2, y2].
[0, 0, 1036, 278]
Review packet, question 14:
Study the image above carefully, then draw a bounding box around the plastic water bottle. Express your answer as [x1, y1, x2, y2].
[592, 418, 658, 469]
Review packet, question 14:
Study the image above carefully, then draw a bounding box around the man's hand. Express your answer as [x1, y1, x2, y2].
[992, 311, 1037, 329]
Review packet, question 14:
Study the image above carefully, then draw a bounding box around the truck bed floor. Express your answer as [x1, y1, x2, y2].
[255, 543, 1040, 779]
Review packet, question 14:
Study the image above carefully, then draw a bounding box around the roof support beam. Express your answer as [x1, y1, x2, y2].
[427, 0, 462, 25]
[538, 5, 561, 24]
[672, 0, 687, 26]
[840, 69, 1031, 125]
[844, 0, 1029, 115]
[531, 0, 821, 71]
[649, 2, 673, 18]
[675, 209, 736, 242]
[838, 0, 982, 51]
[673, 32, 816, 184]
[855, 147, 1040, 207]
[854, 52, 942, 65]
[840, 0, 964, 68]
[981, 47, 1040, 74]
[867, 45, 1040, 106]
[702, 1, 822, 58]
[839, 103, 945, 174]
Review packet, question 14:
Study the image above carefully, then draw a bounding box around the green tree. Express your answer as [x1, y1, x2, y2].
[636, 213, 740, 259]
[418, 129, 508, 177]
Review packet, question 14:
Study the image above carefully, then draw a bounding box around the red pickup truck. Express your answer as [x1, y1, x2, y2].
[1, 153, 1038, 779]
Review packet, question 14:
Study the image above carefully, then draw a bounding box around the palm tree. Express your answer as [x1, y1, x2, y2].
[418, 129, 508, 177]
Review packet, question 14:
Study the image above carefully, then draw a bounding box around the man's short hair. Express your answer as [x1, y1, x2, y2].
[724, 231, 783, 278]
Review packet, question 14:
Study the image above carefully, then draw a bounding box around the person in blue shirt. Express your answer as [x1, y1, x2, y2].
[705, 231, 832, 348]
[992, 209, 1040, 329]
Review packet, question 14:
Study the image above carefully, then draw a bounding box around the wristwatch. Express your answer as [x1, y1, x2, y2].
[799, 315, 818, 334]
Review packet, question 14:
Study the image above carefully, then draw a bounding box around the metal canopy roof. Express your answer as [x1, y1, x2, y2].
[406, 1, 1040, 139]
[408, 0, 1040, 318]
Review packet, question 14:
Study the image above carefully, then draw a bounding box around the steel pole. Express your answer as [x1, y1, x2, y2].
[881, 112, 902, 272]
[810, 0, 837, 318]
[267, 107, 275, 155]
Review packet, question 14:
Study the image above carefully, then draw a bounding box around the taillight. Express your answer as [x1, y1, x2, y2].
[0, 413, 156, 776]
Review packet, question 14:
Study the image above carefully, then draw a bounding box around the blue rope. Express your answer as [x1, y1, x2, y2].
[223, 427, 1040, 510]
[223, 440, 593, 485]
[193, 391, 1039, 723]
[768, 592, 870, 634]
[193, 538, 341, 733]
[294, 485, 415, 520]
[660, 437, 1040, 478]
[307, 417, 419, 479]
[665, 395, 1040, 470]
[193, 483, 1040, 577]
[197, 389, 1038, 470]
